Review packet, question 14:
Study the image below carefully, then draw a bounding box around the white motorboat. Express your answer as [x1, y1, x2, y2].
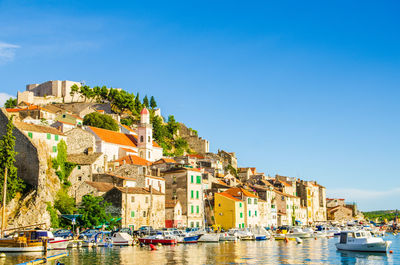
[288, 228, 312, 239]
[219, 232, 237, 241]
[335, 231, 391, 253]
[111, 232, 133, 246]
[198, 233, 220, 242]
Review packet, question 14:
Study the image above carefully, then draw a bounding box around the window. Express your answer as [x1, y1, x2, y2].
[196, 176, 201, 184]
[131, 211, 135, 217]
[52, 146, 57, 153]
[248, 198, 251, 204]
[62, 114, 66, 118]
[140, 136, 144, 142]
[286, 205, 289, 209]
[239, 203, 242, 208]
[271, 205, 275, 209]
[148, 136, 151, 143]
[177, 210, 180, 215]
[78, 165, 81, 170]
[55, 135, 59, 141]
[148, 151, 151, 159]
[191, 205, 194, 214]
[47, 133, 51, 140]
[191, 175, 194, 183]
[28, 132, 33, 138]
[190, 222, 194, 228]
[191, 190, 194, 199]
[240, 212, 243, 218]
[249, 210, 251, 217]
[145, 197, 149, 203]
[218, 203, 221, 207]
[196, 191, 199, 199]
[196, 222, 199, 228]
[78, 176, 82, 181]
[173, 176, 177, 184]
[254, 198, 257, 204]
[255, 210, 257, 217]
[131, 196, 135, 203]
[143, 211, 146, 217]
[281, 196, 284, 201]
[196, 205, 199, 213]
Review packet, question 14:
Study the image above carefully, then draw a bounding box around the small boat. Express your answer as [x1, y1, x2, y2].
[183, 235, 200, 243]
[0, 230, 45, 252]
[274, 236, 298, 241]
[111, 232, 133, 246]
[67, 240, 82, 248]
[139, 231, 177, 245]
[198, 233, 220, 243]
[335, 231, 392, 253]
[219, 233, 237, 242]
[93, 231, 113, 247]
[288, 228, 312, 239]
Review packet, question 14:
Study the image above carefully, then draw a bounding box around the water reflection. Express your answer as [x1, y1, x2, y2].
[2, 235, 399, 265]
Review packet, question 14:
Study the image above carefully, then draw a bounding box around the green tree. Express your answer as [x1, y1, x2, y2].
[0, 117, 25, 203]
[55, 189, 77, 215]
[83, 112, 119, 131]
[52, 140, 76, 186]
[166, 115, 179, 137]
[150, 96, 157, 109]
[78, 195, 112, 228]
[100, 86, 109, 102]
[134, 92, 141, 114]
[70, 84, 80, 102]
[4, 98, 17, 108]
[143, 95, 149, 108]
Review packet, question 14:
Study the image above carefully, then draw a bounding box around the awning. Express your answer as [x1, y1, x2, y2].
[61, 214, 82, 221]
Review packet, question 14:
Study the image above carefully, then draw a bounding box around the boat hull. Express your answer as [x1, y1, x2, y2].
[335, 241, 391, 253]
[183, 235, 200, 243]
[49, 239, 70, 250]
[113, 240, 132, 246]
[139, 238, 177, 245]
[0, 246, 44, 252]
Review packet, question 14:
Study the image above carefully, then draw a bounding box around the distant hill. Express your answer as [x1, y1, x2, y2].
[363, 210, 399, 221]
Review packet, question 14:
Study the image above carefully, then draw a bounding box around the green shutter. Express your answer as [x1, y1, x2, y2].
[191, 205, 194, 214]
[196, 205, 199, 213]
[131, 211, 135, 217]
[47, 133, 51, 139]
[255, 211, 257, 216]
[55, 135, 59, 141]
[240, 212, 243, 218]
[254, 198, 257, 204]
[191, 190, 194, 198]
[196, 191, 199, 199]
[52, 146, 57, 153]
[239, 203, 242, 208]
[248, 198, 251, 204]
[249, 210, 251, 217]
[191, 175, 194, 183]
[197, 176, 201, 184]
[28, 132, 33, 138]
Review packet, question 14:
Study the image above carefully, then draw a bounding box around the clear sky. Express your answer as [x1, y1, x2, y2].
[0, 0, 399, 211]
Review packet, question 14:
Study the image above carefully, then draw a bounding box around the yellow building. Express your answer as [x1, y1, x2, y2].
[214, 192, 245, 230]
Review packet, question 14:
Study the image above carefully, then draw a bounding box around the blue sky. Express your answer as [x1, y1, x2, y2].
[0, 0, 399, 211]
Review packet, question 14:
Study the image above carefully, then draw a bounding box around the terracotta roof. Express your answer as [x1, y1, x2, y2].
[120, 124, 137, 134]
[153, 158, 177, 164]
[15, 121, 65, 136]
[120, 147, 137, 153]
[56, 120, 75, 126]
[114, 154, 151, 166]
[152, 141, 161, 148]
[146, 175, 165, 181]
[85, 181, 114, 192]
[217, 192, 242, 202]
[165, 200, 179, 208]
[260, 179, 273, 186]
[140, 108, 149, 115]
[224, 187, 258, 198]
[67, 153, 103, 165]
[114, 186, 164, 195]
[279, 180, 292, 187]
[186, 154, 204, 159]
[103, 172, 137, 181]
[88, 126, 137, 147]
[273, 189, 299, 199]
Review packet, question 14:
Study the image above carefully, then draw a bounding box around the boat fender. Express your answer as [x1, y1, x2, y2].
[150, 244, 157, 251]
[0, 253, 5, 258]
[284, 237, 289, 243]
[390, 250, 393, 254]
[314, 237, 317, 240]
[157, 243, 162, 247]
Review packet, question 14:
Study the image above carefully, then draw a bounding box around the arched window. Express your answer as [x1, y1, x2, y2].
[140, 136, 144, 142]
[148, 136, 151, 143]
[148, 151, 151, 159]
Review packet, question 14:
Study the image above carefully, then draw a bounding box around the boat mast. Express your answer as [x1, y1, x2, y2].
[1, 167, 7, 237]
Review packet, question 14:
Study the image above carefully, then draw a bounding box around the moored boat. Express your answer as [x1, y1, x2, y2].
[335, 231, 391, 253]
[198, 233, 220, 242]
[0, 230, 45, 252]
[111, 232, 133, 246]
[139, 231, 178, 245]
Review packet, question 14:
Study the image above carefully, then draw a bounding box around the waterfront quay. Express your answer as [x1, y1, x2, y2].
[4, 234, 399, 265]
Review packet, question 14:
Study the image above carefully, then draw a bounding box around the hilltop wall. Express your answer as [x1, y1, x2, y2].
[178, 123, 209, 154]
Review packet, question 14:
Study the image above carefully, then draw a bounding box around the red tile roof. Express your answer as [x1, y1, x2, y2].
[88, 126, 137, 147]
[224, 187, 258, 198]
[15, 121, 65, 136]
[217, 192, 242, 202]
[165, 200, 179, 208]
[120, 147, 137, 153]
[120, 124, 137, 134]
[153, 158, 177, 164]
[114, 154, 152, 166]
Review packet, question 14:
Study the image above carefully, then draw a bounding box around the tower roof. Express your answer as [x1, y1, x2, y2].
[141, 107, 149, 115]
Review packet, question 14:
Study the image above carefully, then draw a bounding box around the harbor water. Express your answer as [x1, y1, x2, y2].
[3, 234, 400, 264]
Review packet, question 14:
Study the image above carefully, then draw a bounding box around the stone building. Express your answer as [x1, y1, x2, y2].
[93, 172, 137, 187]
[14, 121, 66, 158]
[104, 187, 165, 230]
[327, 198, 346, 208]
[327, 205, 353, 222]
[163, 168, 205, 228]
[217, 150, 238, 170]
[65, 127, 96, 154]
[6, 104, 57, 123]
[66, 152, 105, 202]
[76, 181, 114, 204]
[178, 123, 209, 154]
[274, 189, 301, 226]
[165, 200, 183, 228]
[18, 80, 83, 105]
[296, 180, 327, 224]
